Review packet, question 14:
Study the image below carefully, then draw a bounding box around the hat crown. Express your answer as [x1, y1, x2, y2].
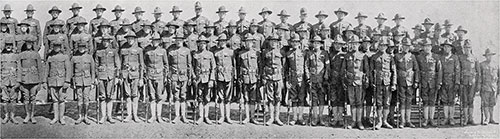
[455, 25, 467, 33]
[171, 6, 182, 12]
[362, 35, 371, 42]
[99, 21, 111, 27]
[443, 19, 452, 26]
[269, 33, 280, 40]
[151, 32, 161, 40]
[49, 6, 62, 13]
[290, 33, 301, 41]
[260, 7, 272, 14]
[393, 14, 405, 20]
[218, 33, 228, 40]
[228, 20, 237, 27]
[345, 25, 354, 32]
[3, 4, 12, 11]
[348, 35, 360, 43]
[153, 7, 162, 13]
[217, 6, 228, 12]
[300, 8, 307, 14]
[26, 4, 35, 11]
[197, 35, 209, 42]
[278, 9, 289, 16]
[113, 5, 124, 11]
[94, 4, 105, 10]
[71, 3, 81, 9]
[238, 7, 246, 13]
[134, 6, 144, 13]
[312, 35, 322, 42]
[355, 12, 367, 18]
[402, 37, 412, 45]
[195, 1, 202, 8]
[316, 10, 328, 17]
[250, 19, 259, 26]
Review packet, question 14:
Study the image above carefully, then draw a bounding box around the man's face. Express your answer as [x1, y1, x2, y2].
[298, 31, 308, 38]
[95, 9, 104, 17]
[336, 12, 345, 20]
[154, 13, 162, 19]
[198, 41, 207, 51]
[334, 43, 343, 51]
[320, 30, 329, 37]
[72, 9, 80, 16]
[457, 31, 465, 37]
[244, 40, 253, 49]
[195, 8, 202, 16]
[394, 19, 403, 25]
[443, 45, 452, 53]
[53, 46, 61, 52]
[444, 26, 451, 32]
[152, 40, 161, 47]
[143, 26, 151, 33]
[402, 45, 411, 52]
[228, 27, 236, 34]
[313, 41, 322, 49]
[376, 19, 385, 25]
[379, 44, 388, 52]
[250, 26, 258, 33]
[238, 13, 246, 20]
[218, 41, 227, 48]
[300, 14, 307, 21]
[135, 13, 143, 20]
[424, 24, 432, 30]
[291, 41, 300, 49]
[350, 43, 359, 52]
[3, 11, 11, 17]
[168, 26, 176, 33]
[486, 55, 492, 61]
[26, 11, 34, 18]
[206, 27, 214, 34]
[357, 17, 366, 24]
[126, 37, 135, 44]
[270, 40, 278, 48]
[413, 29, 421, 35]
[218, 12, 226, 19]
[280, 16, 288, 23]
[20, 26, 28, 33]
[186, 26, 194, 33]
[172, 12, 180, 18]
[423, 45, 432, 52]
[361, 42, 370, 51]
[277, 29, 285, 36]
[261, 12, 269, 19]
[175, 39, 183, 46]
[317, 16, 326, 22]
[101, 26, 110, 33]
[114, 11, 122, 18]
[103, 40, 110, 47]
[51, 12, 59, 18]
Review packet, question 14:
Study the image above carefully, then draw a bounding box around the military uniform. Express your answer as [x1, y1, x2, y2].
[370, 49, 396, 108]
[262, 41, 285, 105]
[20, 5, 42, 49]
[46, 50, 72, 102]
[43, 6, 66, 39]
[258, 19, 276, 39]
[439, 52, 460, 107]
[193, 44, 215, 104]
[214, 37, 235, 103]
[0, 45, 20, 103]
[45, 30, 69, 58]
[329, 17, 352, 40]
[0, 4, 18, 35]
[394, 50, 419, 110]
[71, 48, 95, 103]
[109, 5, 127, 35]
[214, 19, 228, 36]
[17, 37, 43, 103]
[95, 37, 121, 101]
[305, 44, 329, 106]
[236, 8, 250, 36]
[477, 54, 499, 109]
[458, 50, 479, 124]
[285, 44, 306, 106]
[66, 16, 87, 36]
[69, 23, 92, 53]
[342, 48, 369, 108]
[185, 22, 199, 51]
[247, 28, 265, 52]
[328, 48, 347, 107]
[144, 39, 168, 102]
[416, 51, 442, 107]
[167, 38, 192, 102]
[89, 5, 109, 37]
[292, 18, 312, 39]
[131, 7, 147, 33]
[237, 41, 260, 104]
[120, 36, 144, 98]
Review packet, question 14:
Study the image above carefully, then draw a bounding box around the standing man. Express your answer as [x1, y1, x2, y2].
[89, 4, 109, 37]
[169, 6, 185, 34]
[394, 37, 419, 128]
[213, 34, 236, 124]
[119, 31, 144, 123]
[441, 20, 457, 43]
[262, 34, 286, 126]
[144, 33, 169, 123]
[477, 48, 499, 125]
[151, 7, 166, 34]
[329, 8, 351, 40]
[276, 10, 292, 41]
[131, 7, 147, 33]
[185, 21, 199, 51]
[71, 40, 96, 125]
[452, 26, 468, 55]
[353, 12, 372, 38]
[20, 4, 42, 48]
[311, 10, 328, 38]
[18, 36, 43, 124]
[109, 5, 127, 36]
[189, 1, 209, 35]
[214, 6, 229, 36]
[227, 20, 242, 50]
[1, 4, 18, 35]
[421, 18, 434, 39]
[69, 19, 92, 54]
[236, 7, 250, 36]
[292, 8, 312, 39]
[237, 34, 261, 124]
[258, 7, 276, 38]
[372, 13, 391, 37]
[44, 20, 69, 58]
[247, 19, 265, 51]
[0, 38, 20, 124]
[457, 40, 479, 126]
[43, 6, 66, 57]
[305, 36, 330, 126]
[284, 33, 306, 125]
[193, 36, 216, 124]
[439, 40, 460, 126]
[67, 3, 86, 36]
[328, 35, 347, 127]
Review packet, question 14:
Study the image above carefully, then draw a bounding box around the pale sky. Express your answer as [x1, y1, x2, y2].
[2, 0, 499, 61]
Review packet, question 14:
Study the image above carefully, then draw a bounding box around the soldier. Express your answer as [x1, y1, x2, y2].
[20, 4, 42, 49]
[188, 1, 209, 35]
[394, 37, 419, 128]
[370, 38, 397, 129]
[319, 25, 333, 51]
[136, 21, 153, 49]
[16, 21, 37, 53]
[457, 40, 479, 125]
[284, 33, 305, 125]
[296, 24, 311, 51]
[167, 32, 193, 124]
[67, 3, 86, 36]
[115, 19, 132, 47]
[452, 26, 468, 55]
[202, 21, 218, 51]
[89, 4, 109, 37]
[0, 21, 15, 51]
[441, 20, 457, 43]
[236, 7, 250, 36]
[305, 36, 329, 126]
[328, 34, 347, 127]
[276, 10, 292, 41]
[71, 38, 96, 125]
[109, 5, 127, 36]
[214, 6, 229, 36]
[330, 8, 351, 40]
[247, 19, 265, 51]
[432, 23, 442, 54]
[185, 20, 199, 52]
[416, 38, 442, 127]
[45, 38, 72, 125]
[119, 31, 144, 123]
[391, 14, 408, 39]
[213, 34, 236, 124]
[160, 21, 179, 49]
[354, 12, 372, 38]
[477, 48, 499, 125]
[311, 10, 328, 38]
[341, 36, 369, 129]
[0, 37, 20, 124]
[131, 7, 147, 33]
[261, 34, 286, 126]
[411, 24, 425, 54]
[17, 35, 43, 124]
[1, 4, 18, 35]
[169, 6, 185, 34]
[237, 34, 260, 124]
[144, 33, 168, 123]
[258, 7, 276, 38]
[421, 18, 434, 39]
[438, 40, 460, 126]
[92, 21, 113, 54]
[292, 8, 313, 39]
[372, 13, 391, 37]
[44, 20, 69, 59]
[43, 6, 66, 55]
[69, 19, 92, 54]
[227, 21, 242, 51]
[193, 35, 216, 124]
[95, 35, 121, 124]
[151, 7, 166, 34]
[361, 35, 377, 125]
[275, 24, 289, 50]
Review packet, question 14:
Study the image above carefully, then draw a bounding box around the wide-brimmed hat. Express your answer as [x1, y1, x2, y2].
[25, 4, 36, 11]
[334, 8, 348, 15]
[227, 20, 237, 28]
[402, 37, 412, 46]
[204, 21, 215, 28]
[170, 6, 183, 13]
[275, 24, 289, 31]
[238, 7, 247, 14]
[440, 39, 453, 47]
[194, 1, 202, 10]
[75, 19, 88, 25]
[217, 34, 228, 41]
[152, 7, 163, 14]
[422, 18, 434, 25]
[412, 24, 424, 31]
[166, 21, 180, 28]
[277, 9, 290, 17]
[49, 20, 65, 27]
[98, 21, 111, 28]
[483, 48, 496, 56]
[310, 35, 323, 43]
[258, 7, 272, 15]
[268, 33, 280, 41]
[112, 5, 125, 12]
[354, 12, 368, 19]
[125, 31, 137, 38]
[132, 6, 145, 14]
[290, 33, 300, 42]
[392, 14, 405, 20]
[2, 4, 12, 12]
[300, 7, 307, 15]
[48, 6, 62, 14]
[216, 6, 228, 13]
[69, 3, 82, 10]
[17, 21, 31, 27]
[315, 10, 328, 18]
[150, 32, 161, 40]
[374, 13, 387, 20]
[333, 34, 346, 44]
[454, 25, 467, 34]
[197, 35, 210, 43]
[93, 4, 106, 11]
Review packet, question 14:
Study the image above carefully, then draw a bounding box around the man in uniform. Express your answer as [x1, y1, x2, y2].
[292, 8, 313, 40]
[275, 24, 290, 50]
[188, 1, 209, 35]
[394, 37, 419, 128]
[477, 48, 500, 125]
[214, 6, 229, 36]
[438, 40, 460, 126]
[457, 40, 479, 125]
[151, 7, 166, 34]
[354, 12, 372, 38]
[328, 35, 347, 127]
[193, 36, 216, 125]
[71, 38, 95, 125]
[227, 20, 242, 51]
[17, 36, 43, 124]
[372, 13, 391, 37]
[416, 38, 442, 127]
[391, 14, 409, 40]
[119, 31, 144, 123]
[361, 35, 377, 126]
[262, 34, 285, 126]
[69, 19, 92, 54]
[185, 20, 199, 51]
[44, 20, 69, 58]
[284, 33, 305, 125]
[45, 38, 72, 125]
[160, 21, 178, 50]
[109, 5, 127, 36]
[1, 4, 18, 35]
[136, 21, 153, 49]
[144, 33, 168, 123]
[169, 6, 185, 34]
[95, 35, 120, 124]
[213, 34, 236, 124]
[441, 20, 457, 43]
[116, 19, 132, 47]
[0, 37, 20, 124]
[319, 25, 332, 51]
[167, 32, 193, 124]
[130, 7, 147, 33]
[421, 18, 434, 39]
[67, 3, 86, 36]
[296, 25, 311, 51]
[452, 26, 468, 55]
[247, 19, 265, 51]
[20, 4, 42, 48]
[311, 10, 328, 37]
[330, 8, 351, 40]
[43, 6, 66, 56]
[202, 21, 218, 51]
[370, 38, 397, 129]
[305, 36, 329, 126]
[89, 4, 109, 37]
[276, 10, 292, 41]
[258, 7, 276, 38]
[236, 7, 250, 36]
[16, 21, 37, 53]
[236, 34, 261, 125]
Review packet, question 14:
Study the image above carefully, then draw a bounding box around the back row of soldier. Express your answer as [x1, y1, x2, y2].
[1, 2, 499, 130]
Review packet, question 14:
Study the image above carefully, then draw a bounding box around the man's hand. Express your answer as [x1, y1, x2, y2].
[139, 79, 144, 87]
[413, 83, 418, 89]
[208, 80, 214, 88]
[391, 85, 396, 91]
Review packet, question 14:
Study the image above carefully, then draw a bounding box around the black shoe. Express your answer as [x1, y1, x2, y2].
[489, 120, 499, 125]
[406, 122, 416, 128]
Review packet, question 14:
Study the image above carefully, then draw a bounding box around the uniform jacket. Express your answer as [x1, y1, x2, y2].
[0, 52, 20, 86]
[214, 47, 235, 82]
[71, 53, 95, 86]
[370, 51, 397, 86]
[238, 48, 260, 84]
[18, 50, 43, 84]
[342, 51, 369, 87]
[193, 50, 216, 83]
[95, 46, 121, 80]
[478, 61, 500, 93]
[394, 52, 419, 87]
[167, 44, 192, 82]
[458, 54, 479, 86]
[144, 46, 168, 80]
[416, 52, 443, 89]
[305, 49, 329, 83]
[440, 54, 460, 86]
[119, 42, 144, 80]
[46, 53, 72, 87]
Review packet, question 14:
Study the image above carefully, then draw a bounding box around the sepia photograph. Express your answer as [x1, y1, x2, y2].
[0, 0, 499, 138]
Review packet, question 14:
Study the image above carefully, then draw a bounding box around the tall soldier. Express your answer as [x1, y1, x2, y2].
[227, 20, 242, 51]
[44, 20, 69, 58]
[262, 34, 286, 126]
[284, 33, 306, 125]
[109, 5, 127, 36]
[441, 20, 457, 43]
[131, 7, 147, 33]
[151, 7, 166, 34]
[45, 38, 72, 125]
[237, 34, 260, 124]
[452, 26, 468, 55]
[18, 35, 43, 124]
[275, 24, 290, 50]
[342, 36, 369, 130]
[477, 48, 499, 125]
[439, 40, 460, 126]
[236, 7, 250, 36]
[213, 34, 236, 124]
[0, 37, 20, 124]
[247, 19, 265, 51]
[370, 38, 397, 129]
[43, 6, 66, 57]
[136, 21, 153, 49]
[185, 20, 199, 52]
[296, 25, 311, 51]
[416, 38, 442, 127]
[69, 19, 92, 54]
[292, 8, 312, 39]
[71, 39, 96, 125]
[92, 22, 113, 54]
[421, 18, 434, 39]
[144, 33, 168, 123]
[276, 10, 292, 41]
[95, 35, 121, 124]
[330, 8, 351, 40]
[67, 3, 86, 37]
[161, 21, 179, 50]
[353, 12, 372, 38]
[189, 1, 209, 35]
[89, 4, 109, 37]
[394, 37, 419, 128]
[328, 34, 347, 127]
[258, 7, 276, 39]
[116, 19, 132, 47]
[319, 25, 332, 51]
[169, 6, 185, 34]
[1, 4, 18, 35]
[193, 36, 216, 125]
[361, 35, 377, 125]
[457, 40, 479, 126]
[167, 32, 193, 124]
[20, 4, 42, 49]
[203, 21, 218, 51]
[305, 36, 329, 126]
[119, 31, 144, 123]
[372, 13, 391, 37]
[411, 24, 425, 54]
[214, 6, 229, 36]
[16, 21, 36, 53]
[311, 10, 328, 38]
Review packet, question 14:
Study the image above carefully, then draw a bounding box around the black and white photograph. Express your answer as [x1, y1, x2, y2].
[0, 0, 499, 138]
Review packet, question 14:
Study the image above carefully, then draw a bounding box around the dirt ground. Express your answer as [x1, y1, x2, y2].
[1, 96, 499, 138]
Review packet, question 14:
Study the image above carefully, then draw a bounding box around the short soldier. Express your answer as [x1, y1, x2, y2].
[17, 35, 43, 124]
[167, 32, 193, 124]
[439, 40, 460, 126]
[160, 21, 179, 49]
[237, 34, 260, 124]
[236, 7, 250, 36]
[193, 36, 216, 125]
[276, 10, 292, 41]
[262, 34, 286, 126]
[370, 38, 397, 129]
[1, 4, 18, 35]
[151, 7, 167, 34]
[227, 20, 242, 51]
[131, 7, 147, 33]
[457, 40, 479, 125]
[0, 37, 20, 124]
[394, 37, 419, 128]
[16, 21, 37, 53]
[441, 20, 457, 43]
[203, 21, 218, 51]
[305, 36, 330, 126]
[67, 3, 87, 36]
[341, 36, 369, 129]
[292, 8, 313, 39]
[109, 5, 127, 36]
[169, 6, 185, 34]
[284, 33, 306, 125]
[89, 4, 109, 37]
[354, 12, 372, 38]
[311, 10, 328, 37]
[213, 34, 236, 124]
[452, 26, 468, 55]
[43, 6, 66, 43]
[45, 38, 72, 125]
[119, 31, 144, 123]
[95, 35, 120, 124]
[69, 19, 92, 54]
[416, 38, 442, 127]
[247, 19, 265, 51]
[20, 4, 42, 49]
[188, 1, 209, 35]
[328, 35, 347, 126]
[372, 13, 391, 37]
[144, 33, 168, 123]
[136, 21, 153, 49]
[44, 20, 69, 58]
[71, 39, 95, 125]
[258, 7, 276, 39]
[330, 8, 351, 40]
[185, 20, 199, 52]
[477, 48, 499, 125]
[214, 6, 229, 36]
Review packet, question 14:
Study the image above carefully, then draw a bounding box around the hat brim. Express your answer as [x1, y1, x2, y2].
[169, 10, 183, 13]
[125, 35, 137, 38]
[392, 17, 405, 20]
[50, 24, 64, 27]
[334, 11, 348, 15]
[354, 16, 368, 19]
[48, 9, 62, 13]
[132, 11, 145, 14]
[422, 23, 434, 25]
[258, 11, 272, 15]
[93, 8, 106, 11]
[24, 9, 36, 11]
[17, 23, 31, 26]
[2, 9, 13, 12]
[216, 10, 229, 13]
[375, 17, 387, 20]
[69, 7, 82, 10]
[204, 26, 216, 28]
[76, 22, 88, 25]
[196, 40, 209, 43]
[111, 9, 125, 12]
[454, 30, 468, 34]
[315, 14, 328, 18]
[152, 12, 163, 14]
[483, 53, 496, 56]
[277, 14, 290, 17]
[440, 43, 453, 47]
[412, 28, 424, 31]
